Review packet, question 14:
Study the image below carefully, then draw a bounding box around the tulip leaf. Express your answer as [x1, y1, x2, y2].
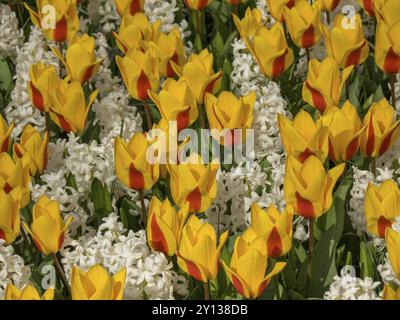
[0, 56, 13, 113]
[118, 198, 141, 231]
[90, 178, 113, 218]
[360, 241, 376, 279]
[220, 59, 233, 92]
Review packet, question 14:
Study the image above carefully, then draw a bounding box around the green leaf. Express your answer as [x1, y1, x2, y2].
[360, 241, 376, 279]
[0, 56, 13, 93]
[90, 178, 113, 218]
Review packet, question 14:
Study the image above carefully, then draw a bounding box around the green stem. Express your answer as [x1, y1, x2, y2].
[139, 190, 147, 226]
[371, 157, 377, 177]
[308, 218, 314, 275]
[390, 74, 397, 108]
[204, 281, 210, 300]
[20, 225, 34, 261]
[326, 11, 331, 25]
[143, 100, 153, 131]
[51, 253, 71, 297]
[198, 104, 207, 129]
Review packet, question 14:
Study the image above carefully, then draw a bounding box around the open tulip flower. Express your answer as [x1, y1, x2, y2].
[318, 0, 341, 12]
[167, 153, 219, 213]
[24, 195, 73, 255]
[13, 125, 49, 176]
[233, 8, 263, 40]
[0, 115, 14, 153]
[283, 0, 322, 49]
[357, 0, 375, 15]
[245, 23, 294, 78]
[302, 57, 353, 113]
[321, 13, 370, 68]
[205, 91, 255, 146]
[284, 155, 346, 218]
[177, 215, 228, 282]
[250, 203, 294, 258]
[114, 0, 144, 16]
[49, 80, 98, 133]
[184, 0, 213, 10]
[321, 101, 366, 162]
[221, 228, 287, 299]
[71, 265, 126, 300]
[4, 284, 54, 300]
[365, 180, 400, 237]
[360, 98, 400, 158]
[114, 133, 160, 191]
[24, 0, 79, 42]
[172, 49, 222, 104]
[278, 110, 329, 163]
[0, 188, 22, 244]
[266, 0, 296, 22]
[386, 228, 400, 279]
[147, 197, 190, 256]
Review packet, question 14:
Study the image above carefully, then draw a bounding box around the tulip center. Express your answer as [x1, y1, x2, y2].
[186, 187, 202, 212]
[53, 15, 68, 43]
[378, 216, 392, 238]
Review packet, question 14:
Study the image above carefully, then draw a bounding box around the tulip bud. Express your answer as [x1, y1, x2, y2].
[114, 0, 144, 16]
[302, 58, 353, 113]
[360, 98, 400, 158]
[0, 115, 14, 153]
[0, 188, 22, 244]
[386, 228, 400, 279]
[184, 0, 213, 10]
[147, 197, 190, 256]
[71, 265, 126, 300]
[284, 155, 345, 218]
[5, 284, 54, 300]
[250, 203, 294, 258]
[221, 228, 287, 299]
[383, 284, 400, 300]
[357, 0, 375, 16]
[13, 125, 49, 176]
[233, 8, 263, 40]
[278, 110, 329, 163]
[266, 0, 296, 22]
[177, 215, 228, 282]
[24, 195, 73, 255]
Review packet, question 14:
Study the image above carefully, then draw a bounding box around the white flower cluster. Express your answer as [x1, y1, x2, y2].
[0, 240, 31, 299]
[0, 4, 23, 58]
[61, 213, 188, 300]
[87, 0, 120, 33]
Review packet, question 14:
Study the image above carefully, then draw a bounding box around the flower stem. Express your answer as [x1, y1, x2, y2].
[139, 190, 147, 226]
[325, 11, 331, 25]
[199, 104, 207, 129]
[305, 48, 311, 65]
[371, 157, 377, 177]
[51, 253, 71, 297]
[20, 225, 34, 261]
[143, 100, 153, 131]
[204, 281, 210, 300]
[308, 218, 314, 275]
[390, 74, 397, 108]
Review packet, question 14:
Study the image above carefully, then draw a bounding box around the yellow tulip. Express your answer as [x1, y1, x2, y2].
[317, 0, 340, 11]
[233, 8, 263, 39]
[320, 102, 366, 162]
[205, 91, 255, 145]
[357, 0, 375, 16]
[167, 153, 219, 213]
[184, 0, 213, 10]
[278, 110, 329, 163]
[0, 115, 14, 153]
[321, 13, 370, 68]
[225, 0, 247, 5]
[148, 78, 198, 132]
[250, 203, 293, 258]
[266, 0, 296, 22]
[383, 284, 400, 300]
[244, 23, 294, 78]
[28, 63, 58, 113]
[283, 0, 322, 48]
[13, 125, 49, 176]
[147, 197, 190, 256]
[24, 195, 73, 255]
[114, 133, 160, 191]
[360, 98, 400, 158]
[116, 48, 160, 101]
[24, 0, 79, 42]
[113, 13, 161, 53]
[365, 180, 400, 237]
[71, 265, 126, 300]
[177, 215, 228, 282]
[114, 0, 144, 16]
[0, 188, 22, 244]
[172, 49, 222, 104]
[284, 155, 345, 218]
[386, 228, 400, 279]
[52, 34, 102, 84]
[5, 284, 54, 300]
[302, 57, 353, 113]
[0, 153, 31, 207]
[221, 228, 287, 299]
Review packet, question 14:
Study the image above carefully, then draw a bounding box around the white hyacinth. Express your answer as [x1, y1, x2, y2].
[0, 4, 23, 58]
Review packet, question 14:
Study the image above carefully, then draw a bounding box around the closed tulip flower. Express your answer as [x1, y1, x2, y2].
[114, 0, 144, 16]
[0, 115, 14, 153]
[322, 13, 370, 68]
[386, 228, 400, 279]
[383, 284, 400, 300]
[250, 203, 293, 258]
[278, 110, 329, 163]
[320, 102, 366, 162]
[0, 188, 22, 244]
[283, 0, 322, 48]
[360, 98, 400, 158]
[114, 133, 160, 191]
[318, 0, 340, 11]
[5, 284, 54, 300]
[184, 0, 213, 10]
[24, 195, 73, 255]
[302, 58, 353, 113]
[284, 155, 345, 218]
[116, 48, 160, 101]
[205, 91, 255, 145]
[28, 63, 58, 113]
[49, 81, 98, 133]
[267, 0, 296, 22]
[364, 180, 400, 237]
[172, 49, 222, 104]
[233, 8, 263, 39]
[148, 78, 198, 132]
[221, 228, 287, 299]
[25, 0, 79, 42]
[0, 153, 31, 207]
[245, 23, 294, 78]
[357, 0, 375, 15]
[167, 153, 219, 213]
[177, 215, 228, 282]
[13, 125, 49, 176]
[147, 197, 189, 256]
[71, 265, 126, 300]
